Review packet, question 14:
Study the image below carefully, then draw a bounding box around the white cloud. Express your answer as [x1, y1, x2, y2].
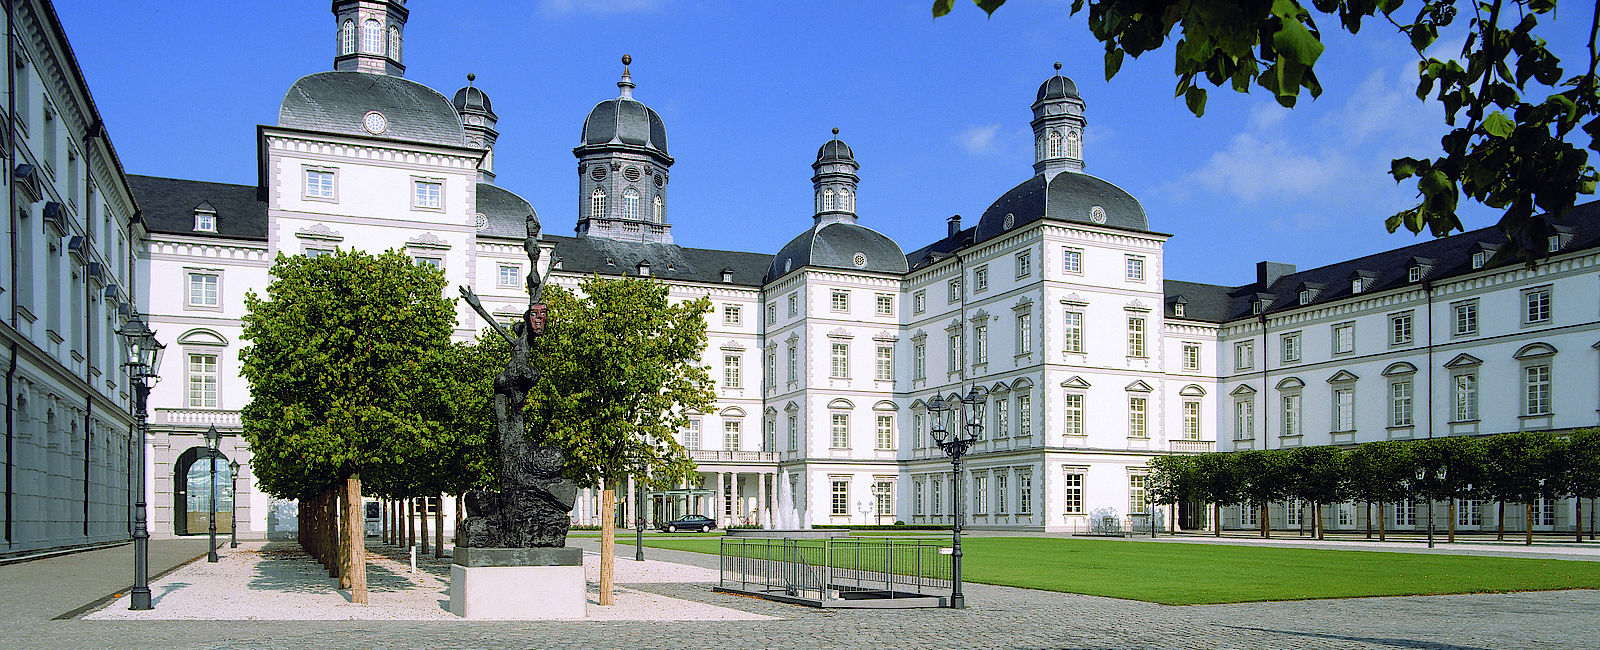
[955, 123, 1003, 155]
[1187, 132, 1349, 202]
[539, 0, 663, 16]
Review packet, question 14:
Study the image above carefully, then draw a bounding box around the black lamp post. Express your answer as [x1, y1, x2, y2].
[204, 424, 222, 562]
[117, 311, 164, 610]
[1416, 465, 1446, 549]
[229, 460, 241, 548]
[926, 385, 987, 610]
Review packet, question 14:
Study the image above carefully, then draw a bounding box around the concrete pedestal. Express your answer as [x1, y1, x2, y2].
[448, 547, 585, 619]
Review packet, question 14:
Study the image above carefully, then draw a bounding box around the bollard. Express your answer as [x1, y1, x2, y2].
[409, 545, 417, 574]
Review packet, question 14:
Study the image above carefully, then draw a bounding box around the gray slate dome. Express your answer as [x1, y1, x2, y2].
[279, 71, 466, 148]
[475, 183, 539, 240]
[581, 98, 668, 156]
[974, 172, 1148, 243]
[452, 85, 496, 118]
[1036, 74, 1080, 102]
[766, 222, 908, 282]
[816, 138, 855, 162]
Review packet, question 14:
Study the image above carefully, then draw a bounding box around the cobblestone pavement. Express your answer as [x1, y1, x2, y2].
[7, 539, 1597, 649]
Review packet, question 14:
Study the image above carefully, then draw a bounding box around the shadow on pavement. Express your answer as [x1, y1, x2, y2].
[1215, 624, 1494, 650]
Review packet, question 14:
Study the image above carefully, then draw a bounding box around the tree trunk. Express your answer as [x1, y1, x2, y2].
[1377, 502, 1387, 542]
[407, 498, 416, 548]
[1497, 501, 1505, 540]
[337, 487, 352, 589]
[600, 486, 617, 606]
[455, 495, 465, 542]
[1314, 502, 1323, 540]
[1448, 500, 1457, 543]
[1576, 499, 1583, 543]
[419, 497, 430, 557]
[327, 489, 341, 579]
[344, 475, 367, 603]
[1364, 502, 1372, 539]
[1260, 502, 1270, 539]
[435, 492, 445, 559]
[1213, 502, 1221, 537]
[1525, 502, 1534, 546]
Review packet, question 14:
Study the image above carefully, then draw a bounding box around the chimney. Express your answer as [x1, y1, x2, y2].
[947, 214, 962, 238]
[1257, 261, 1296, 289]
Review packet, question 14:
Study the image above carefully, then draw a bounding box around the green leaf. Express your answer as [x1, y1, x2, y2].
[1105, 47, 1125, 80]
[973, 0, 1007, 16]
[1482, 111, 1515, 137]
[1184, 86, 1207, 116]
[931, 0, 955, 17]
[1272, 16, 1326, 69]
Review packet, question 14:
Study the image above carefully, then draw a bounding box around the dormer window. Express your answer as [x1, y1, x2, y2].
[1472, 250, 1488, 269]
[1408, 266, 1421, 282]
[1252, 301, 1264, 315]
[721, 269, 734, 283]
[1351, 278, 1364, 294]
[1173, 303, 1185, 317]
[1299, 289, 1311, 305]
[637, 261, 650, 276]
[194, 210, 216, 233]
[1547, 235, 1561, 253]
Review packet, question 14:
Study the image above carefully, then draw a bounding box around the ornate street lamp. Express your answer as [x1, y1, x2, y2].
[229, 460, 241, 549]
[205, 425, 222, 562]
[117, 311, 164, 610]
[926, 384, 987, 609]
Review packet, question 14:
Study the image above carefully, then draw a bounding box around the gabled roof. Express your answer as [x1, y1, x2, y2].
[126, 175, 267, 240]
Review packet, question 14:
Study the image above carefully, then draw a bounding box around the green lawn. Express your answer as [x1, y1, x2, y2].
[622, 536, 1600, 605]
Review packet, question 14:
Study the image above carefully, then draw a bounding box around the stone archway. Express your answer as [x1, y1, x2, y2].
[173, 446, 234, 536]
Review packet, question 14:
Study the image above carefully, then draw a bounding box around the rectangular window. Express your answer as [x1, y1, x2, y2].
[831, 480, 849, 516]
[1534, 497, 1556, 526]
[788, 293, 798, 317]
[1334, 387, 1355, 431]
[996, 474, 1008, 515]
[1129, 475, 1148, 514]
[723, 304, 741, 325]
[1062, 248, 1083, 274]
[1016, 313, 1032, 354]
[497, 264, 521, 288]
[1333, 323, 1355, 354]
[1281, 332, 1301, 363]
[913, 290, 926, 314]
[1454, 373, 1478, 421]
[766, 303, 776, 324]
[1282, 394, 1301, 437]
[831, 289, 849, 312]
[875, 480, 894, 516]
[412, 180, 443, 209]
[1063, 472, 1084, 514]
[876, 415, 894, 450]
[1234, 399, 1254, 440]
[787, 415, 798, 451]
[913, 480, 925, 516]
[830, 342, 849, 378]
[765, 350, 776, 388]
[1017, 473, 1032, 514]
[1125, 255, 1145, 282]
[876, 294, 894, 316]
[994, 400, 1009, 439]
[973, 476, 988, 515]
[1390, 311, 1414, 346]
[1183, 343, 1200, 371]
[931, 478, 943, 516]
[1015, 250, 1032, 278]
[1457, 499, 1482, 526]
[723, 421, 741, 450]
[1016, 392, 1031, 440]
[187, 272, 219, 308]
[765, 420, 776, 451]
[1183, 401, 1201, 440]
[973, 266, 989, 293]
[412, 255, 442, 269]
[913, 343, 926, 380]
[1524, 286, 1551, 324]
[1525, 364, 1552, 415]
[305, 247, 334, 259]
[1472, 250, 1489, 269]
[1063, 310, 1084, 353]
[188, 353, 218, 408]
[947, 278, 962, 304]
[913, 414, 925, 449]
[1408, 266, 1422, 282]
[1337, 503, 1353, 527]
[1235, 341, 1254, 371]
[786, 343, 798, 382]
[723, 354, 741, 389]
[1390, 380, 1414, 427]
[194, 211, 215, 232]
[1127, 317, 1146, 357]
[684, 420, 701, 449]
[1128, 397, 1147, 438]
[831, 413, 849, 448]
[875, 345, 893, 381]
[948, 333, 963, 372]
[974, 325, 989, 364]
[1064, 394, 1084, 437]
[304, 169, 335, 199]
[1394, 500, 1415, 527]
[1454, 301, 1478, 336]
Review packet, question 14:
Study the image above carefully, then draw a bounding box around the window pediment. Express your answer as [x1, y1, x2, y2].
[721, 406, 746, 417]
[1061, 376, 1091, 389]
[872, 400, 898, 411]
[1060, 293, 1088, 306]
[1124, 299, 1150, 313]
[1179, 383, 1207, 397]
[1513, 342, 1557, 360]
[1229, 384, 1257, 396]
[1444, 353, 1482, 368]
[784, 401, 799, 412]
[988, 382, 1010, 394]
[405, 232, 451, 250]
[1326, 370, 1359, 384]
[827, 398, 855, 410]
[719, 339, 745, 351]
[295, 223, 344, 242]
[1381, 362, 1418, 376]
[176, 328, 228, 347]
[1125, 380, 1153, 392]
[1011, 377, 1034, 390]
[1274, 377, 1304, 391]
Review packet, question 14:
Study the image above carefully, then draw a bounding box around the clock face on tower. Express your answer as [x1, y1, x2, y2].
[362, 111, 388, 134]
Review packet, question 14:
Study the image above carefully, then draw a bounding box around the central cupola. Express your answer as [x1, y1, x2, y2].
[812, 128, 859, 227]
[1032, 62, 1086, 178]
[574, 55, 675, 244]
[333, 0, 407, 76]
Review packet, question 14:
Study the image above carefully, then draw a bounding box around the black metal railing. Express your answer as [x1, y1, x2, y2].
[718, 537, 951, 605]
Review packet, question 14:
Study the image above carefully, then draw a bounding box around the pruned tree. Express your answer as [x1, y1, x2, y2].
[1191, 452, 1242, 536]
[527, 276, 714, 605]
[1147, 454, 1197, 534]
[1234, 449, 1295, 538]
[1409, 435, 1486, 542]
[935, 0, 1600, 262]
[1567, 429, 1600, 542]
[1481, 431, 1564, 545]
[240, 249, 455, 603]
[1346, 440, 1415, 541]
[1287, 445, 1348, 539]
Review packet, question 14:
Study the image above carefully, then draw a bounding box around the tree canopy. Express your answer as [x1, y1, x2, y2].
[935, 0, 1600, 261]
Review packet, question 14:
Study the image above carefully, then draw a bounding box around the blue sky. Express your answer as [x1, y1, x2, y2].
[55, 1, 1596, 286]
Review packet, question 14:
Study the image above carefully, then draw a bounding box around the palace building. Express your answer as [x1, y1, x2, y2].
[106, 1, 1600, 540]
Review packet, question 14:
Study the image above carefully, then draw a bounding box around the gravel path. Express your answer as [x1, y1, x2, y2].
[84, 541, 771, 622]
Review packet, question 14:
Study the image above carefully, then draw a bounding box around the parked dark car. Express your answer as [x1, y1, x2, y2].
[660, 515, 716, 533]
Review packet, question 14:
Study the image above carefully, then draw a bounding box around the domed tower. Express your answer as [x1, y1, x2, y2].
[1032, 62, 1086, 178]
[333, 0, 407, 76]
[453, 74, 499, 184]
[813, 128, 859, 227]
[574, 55, 675, 244]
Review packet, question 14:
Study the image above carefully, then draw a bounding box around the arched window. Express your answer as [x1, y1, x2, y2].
[839, 188, 852, 212]
[1035, 135, 1044, 161]
[590, 187, 607, 218]
[361, 19, 383, 54]
[388, 26, 401, 60]
[340, 20, 355, 55]
[1047, 130, 1063, 158]
[653, 195, 664, 223]
[1067, 130, 1081, 159]
[823, 189, 836, 211]
[622, 188, 640, 221]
